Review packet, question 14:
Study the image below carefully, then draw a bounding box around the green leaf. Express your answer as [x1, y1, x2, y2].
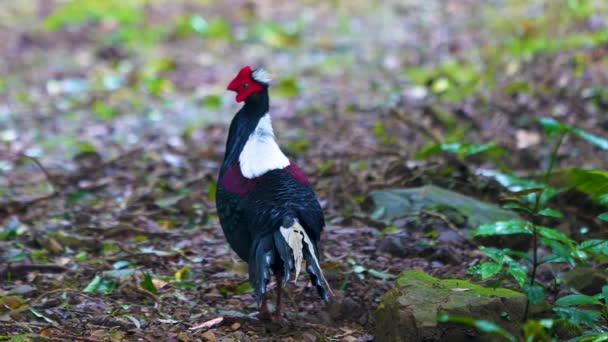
[83, 275, 101, 292]
[235, 282, 253, 295]
[535, 225, 575, 248]
[541, 238, 576, 266]
[538, 208, 564, 218]
[254, 21, 300, 48]
[572, 126, 608, 151]
[273, 77, 300, 98]
[523, 283, 545, 304]
[92, 101, 118, 121]
[522, 319, 552, 341]
[553, 307, 602, 326]
[477, 169, 561, 204]
[565, 169, 608, 203]
[29, 308, 56, 324]
[603, 285, 608, 306]
[436, 313, 516, 342]
[83, 275, 116, 293]
[579, 239, 608, 256]
[102, 268, 136, 280]
[368, 269, 395, 280]
[478, 246, 507, 264]
[555, 294, 601, 307]
[479, 262, 502, 280]
[200, 94, 222, 109]
[506, 261, 528, 288]
[598, 212, 608, 222]
[112, 260, 131, 270]
[539, 117, 570, 137]
[502, 202, 532, 213]
[207, 179, 217, 202]
[473, 220, 532, 237]
[140, 272, 158, 295]
[43, 0, 143, 31]
[415, 142, 442, 159]
[570, 333, 608, 342]
[353, 265, 366, 274]
[204, 18, 232, 40]
[416, 142, 502, 159]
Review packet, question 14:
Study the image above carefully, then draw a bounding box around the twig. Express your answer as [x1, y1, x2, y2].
[389, 108, 444, 144]
[32, 288, 95, 305]
[50, 332, 102, 342]
[17, 153, 61, 191]
[0, 264, 68, 279]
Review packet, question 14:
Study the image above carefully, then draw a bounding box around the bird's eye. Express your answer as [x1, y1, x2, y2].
[242, 83, 249, 89]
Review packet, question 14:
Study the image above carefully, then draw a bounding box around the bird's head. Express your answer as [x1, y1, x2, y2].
[226, 66, 270, 103]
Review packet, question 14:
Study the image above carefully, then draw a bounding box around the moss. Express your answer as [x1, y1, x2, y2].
[396, 270, 524, 297]
[552, 319, 584, 340]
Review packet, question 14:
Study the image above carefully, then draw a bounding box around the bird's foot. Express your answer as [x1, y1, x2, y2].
[271, 310, 285, 323]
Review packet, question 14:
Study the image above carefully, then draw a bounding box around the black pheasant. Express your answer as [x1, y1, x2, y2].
[215, 66, 331, 320]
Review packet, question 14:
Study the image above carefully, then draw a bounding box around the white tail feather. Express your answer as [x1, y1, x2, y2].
[279, 221, 327, 286]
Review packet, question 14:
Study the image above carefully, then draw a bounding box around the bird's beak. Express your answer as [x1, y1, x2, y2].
[227, 82, 238, 92]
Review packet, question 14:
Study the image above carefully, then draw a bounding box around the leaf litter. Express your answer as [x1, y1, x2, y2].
[1, 0, 608, 341]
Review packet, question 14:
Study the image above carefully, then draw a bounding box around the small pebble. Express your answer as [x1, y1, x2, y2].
[201, 331, 216, 342]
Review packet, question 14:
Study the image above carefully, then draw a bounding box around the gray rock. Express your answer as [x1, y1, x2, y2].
[563, 266, 608, 295]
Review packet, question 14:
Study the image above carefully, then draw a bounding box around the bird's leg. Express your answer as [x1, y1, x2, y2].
[272, 274, 283, 321]
[259, 295, 271, 320]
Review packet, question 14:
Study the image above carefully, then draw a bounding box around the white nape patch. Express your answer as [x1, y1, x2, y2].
[239, 114, 289, 179]
[252, 68, 271, 84]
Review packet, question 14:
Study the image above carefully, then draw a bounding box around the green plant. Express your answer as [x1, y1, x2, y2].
[466, 117, 608, 337]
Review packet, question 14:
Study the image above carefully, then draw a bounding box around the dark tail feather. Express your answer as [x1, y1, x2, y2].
[273, 230, 293, 283]
[249, 235, 274, 308]
[303, 242, 332, 302]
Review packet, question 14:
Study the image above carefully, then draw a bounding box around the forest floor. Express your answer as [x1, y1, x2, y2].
[1, 0, 608, 341]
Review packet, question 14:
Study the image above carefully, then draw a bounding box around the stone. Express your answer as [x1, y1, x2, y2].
[375, 270, 526, 341]
[563, 266, 608, 295]
[201, 331, 216, 342]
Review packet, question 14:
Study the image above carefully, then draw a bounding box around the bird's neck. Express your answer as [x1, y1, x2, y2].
[221, 90, 288, 177]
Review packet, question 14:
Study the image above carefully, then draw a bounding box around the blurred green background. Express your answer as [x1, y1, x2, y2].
[1, 0, 608, 172]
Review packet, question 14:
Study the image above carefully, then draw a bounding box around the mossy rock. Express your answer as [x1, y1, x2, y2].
[375, 270, 526, 342]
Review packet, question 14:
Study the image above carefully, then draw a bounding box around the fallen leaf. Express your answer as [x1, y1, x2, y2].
[516, 129, 540, 149]
[40, 329, 52, 337]
[152, 278, 169, 290]
[190, 316, 224, 331]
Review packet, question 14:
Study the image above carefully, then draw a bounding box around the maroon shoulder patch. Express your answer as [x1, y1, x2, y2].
[286, 161, 309, 185]
[221, 164, 259, 197]
[221, 161, 308, 197]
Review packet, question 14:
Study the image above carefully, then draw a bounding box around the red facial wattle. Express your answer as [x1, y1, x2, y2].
[227, 65, 264, 103]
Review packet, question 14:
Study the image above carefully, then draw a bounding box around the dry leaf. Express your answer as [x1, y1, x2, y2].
[190, 317, 224, 331]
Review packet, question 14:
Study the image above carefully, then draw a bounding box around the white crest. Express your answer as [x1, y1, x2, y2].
[239, 114, 289, 178]
[252, 68, 271, 84]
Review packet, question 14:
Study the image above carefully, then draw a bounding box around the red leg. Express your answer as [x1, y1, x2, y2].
[273, 275, 283, 321]
[259, 295, 271, 320]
